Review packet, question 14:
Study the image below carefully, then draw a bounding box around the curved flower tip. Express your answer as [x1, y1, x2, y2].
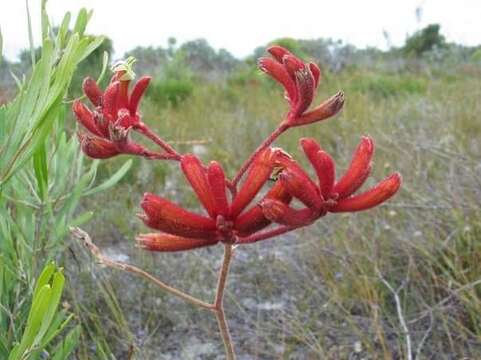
[136, 233, 218, 252]
[180, 154, 218, 218]
[207, 161, 230, 217]
[72, 100, 103, 137]
[300, 138, 336, 198]
[77, 132, 120, 159]
[259, 45, 343, 126]
[330, 173, 402, 213]
[333, 136, 374, 198]
[260, 198, 316, 227]
[230, 147, 282, 218]
[267, 46, 291, 62]
[129, 76, 151, 115]
[293, 91, 344, 127]
[278, 168, 323, 211]
[140, 192, 217, 239]
[82, 77, 103, 107]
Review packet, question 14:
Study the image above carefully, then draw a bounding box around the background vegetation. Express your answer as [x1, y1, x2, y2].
[1, 6, 481, 358]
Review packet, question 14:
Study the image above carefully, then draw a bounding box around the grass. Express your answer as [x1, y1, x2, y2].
[66, 61, 481, 359]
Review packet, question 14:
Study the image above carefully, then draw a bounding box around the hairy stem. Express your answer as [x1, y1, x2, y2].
[232, 122, 289, 187]
[135, 122, 181, 160]
[237, 225, 296, 244]
[71, 227, 213, 310]
[214, 244, 236, 359]
[72, 227, 238, 359]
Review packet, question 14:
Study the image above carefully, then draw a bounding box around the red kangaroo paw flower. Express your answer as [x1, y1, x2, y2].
[140, 193, 217, 239]
[292, 67, 315, 117]
[207, 161, 229, 217]
[309, 63, 321, 88]
[330, 173, 402, 212]
[136, 233, 218, 252]
[300, 138, 336, 198]
[78, 132, 120, 159]
[102, 81, 120, 121]
[283, 54, 306, 78]
[333, 136, 374, 199]
[267, 45, 292, 63]
[230, 148, 278, 218]
[72, 100, 103, 137]
[234, 181, 291, 236]
[117, 79, 130, 110]
[258, 57, 297, 103]
[260, 199, 316, 226]
[82, 77, 103, 106]
[260, 45, 343, 126]
[181, 155, 218, 218]
[293, 91, 344, 127]
[279, 168, 323, 211]
[129, 76, 151, 115]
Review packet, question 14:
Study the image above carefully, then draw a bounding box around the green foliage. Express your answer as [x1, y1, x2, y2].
[0, 2, 131, 358]
[348, 72, 427, 98]
[147, 78, 194, 107]
[6, 263, 79, 360]
[146, 52, 195, 107]
[403, 23, 446, 56]
[471, 48, 481, 63]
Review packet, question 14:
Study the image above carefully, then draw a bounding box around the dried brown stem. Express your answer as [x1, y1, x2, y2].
[70, 227, 213, 310]
[71, 227, 237, 358]
[213, 244, 236, 359]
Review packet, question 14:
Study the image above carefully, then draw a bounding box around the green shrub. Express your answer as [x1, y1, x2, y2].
[147, 78, 194, 107]
[348, 73, 427, 98]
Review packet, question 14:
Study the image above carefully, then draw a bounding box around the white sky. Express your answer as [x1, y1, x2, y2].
[1, 0, 481, 61]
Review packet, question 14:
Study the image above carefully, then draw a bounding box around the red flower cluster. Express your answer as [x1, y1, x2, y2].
[73, 72, 154, 159]
[258, 46, 344, 127]
[137, 148, 292, 251]
[138, 137, 400, 251]
[74, 45, 402, 253]
[260, 137, 401, 227]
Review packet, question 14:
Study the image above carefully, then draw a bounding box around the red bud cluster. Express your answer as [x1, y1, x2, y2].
[258, 46, 344, 127]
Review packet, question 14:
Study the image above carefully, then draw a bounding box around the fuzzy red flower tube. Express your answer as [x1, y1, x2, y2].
[73, 59, 180, 160]
[137, 149, 293, 251]
[258, 46, 345, 127]
[255, 137, 402, 230]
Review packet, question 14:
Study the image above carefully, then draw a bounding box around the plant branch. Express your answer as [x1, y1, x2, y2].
[377, 268, 412, 360]
[213, 244, 236, 360]
[232, 122, 289, 187]
[237, 225, 296, 244]
[70, 227, 213, 310]
[135, 122, 181, 160]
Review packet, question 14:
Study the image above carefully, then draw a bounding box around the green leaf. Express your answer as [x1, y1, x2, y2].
[73, 8, 88, 36]
[83, 159, 133, 196]
[51, 326, 80, 360]
[33, 270, 65, 347]
[33, 143, 48, 200]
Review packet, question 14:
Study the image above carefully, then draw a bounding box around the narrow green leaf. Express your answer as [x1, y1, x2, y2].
[51, 326, 80, 360]
[83, 159, 133, 196]
[33, 143, 48, 200]
[73, 8, 88, 36]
